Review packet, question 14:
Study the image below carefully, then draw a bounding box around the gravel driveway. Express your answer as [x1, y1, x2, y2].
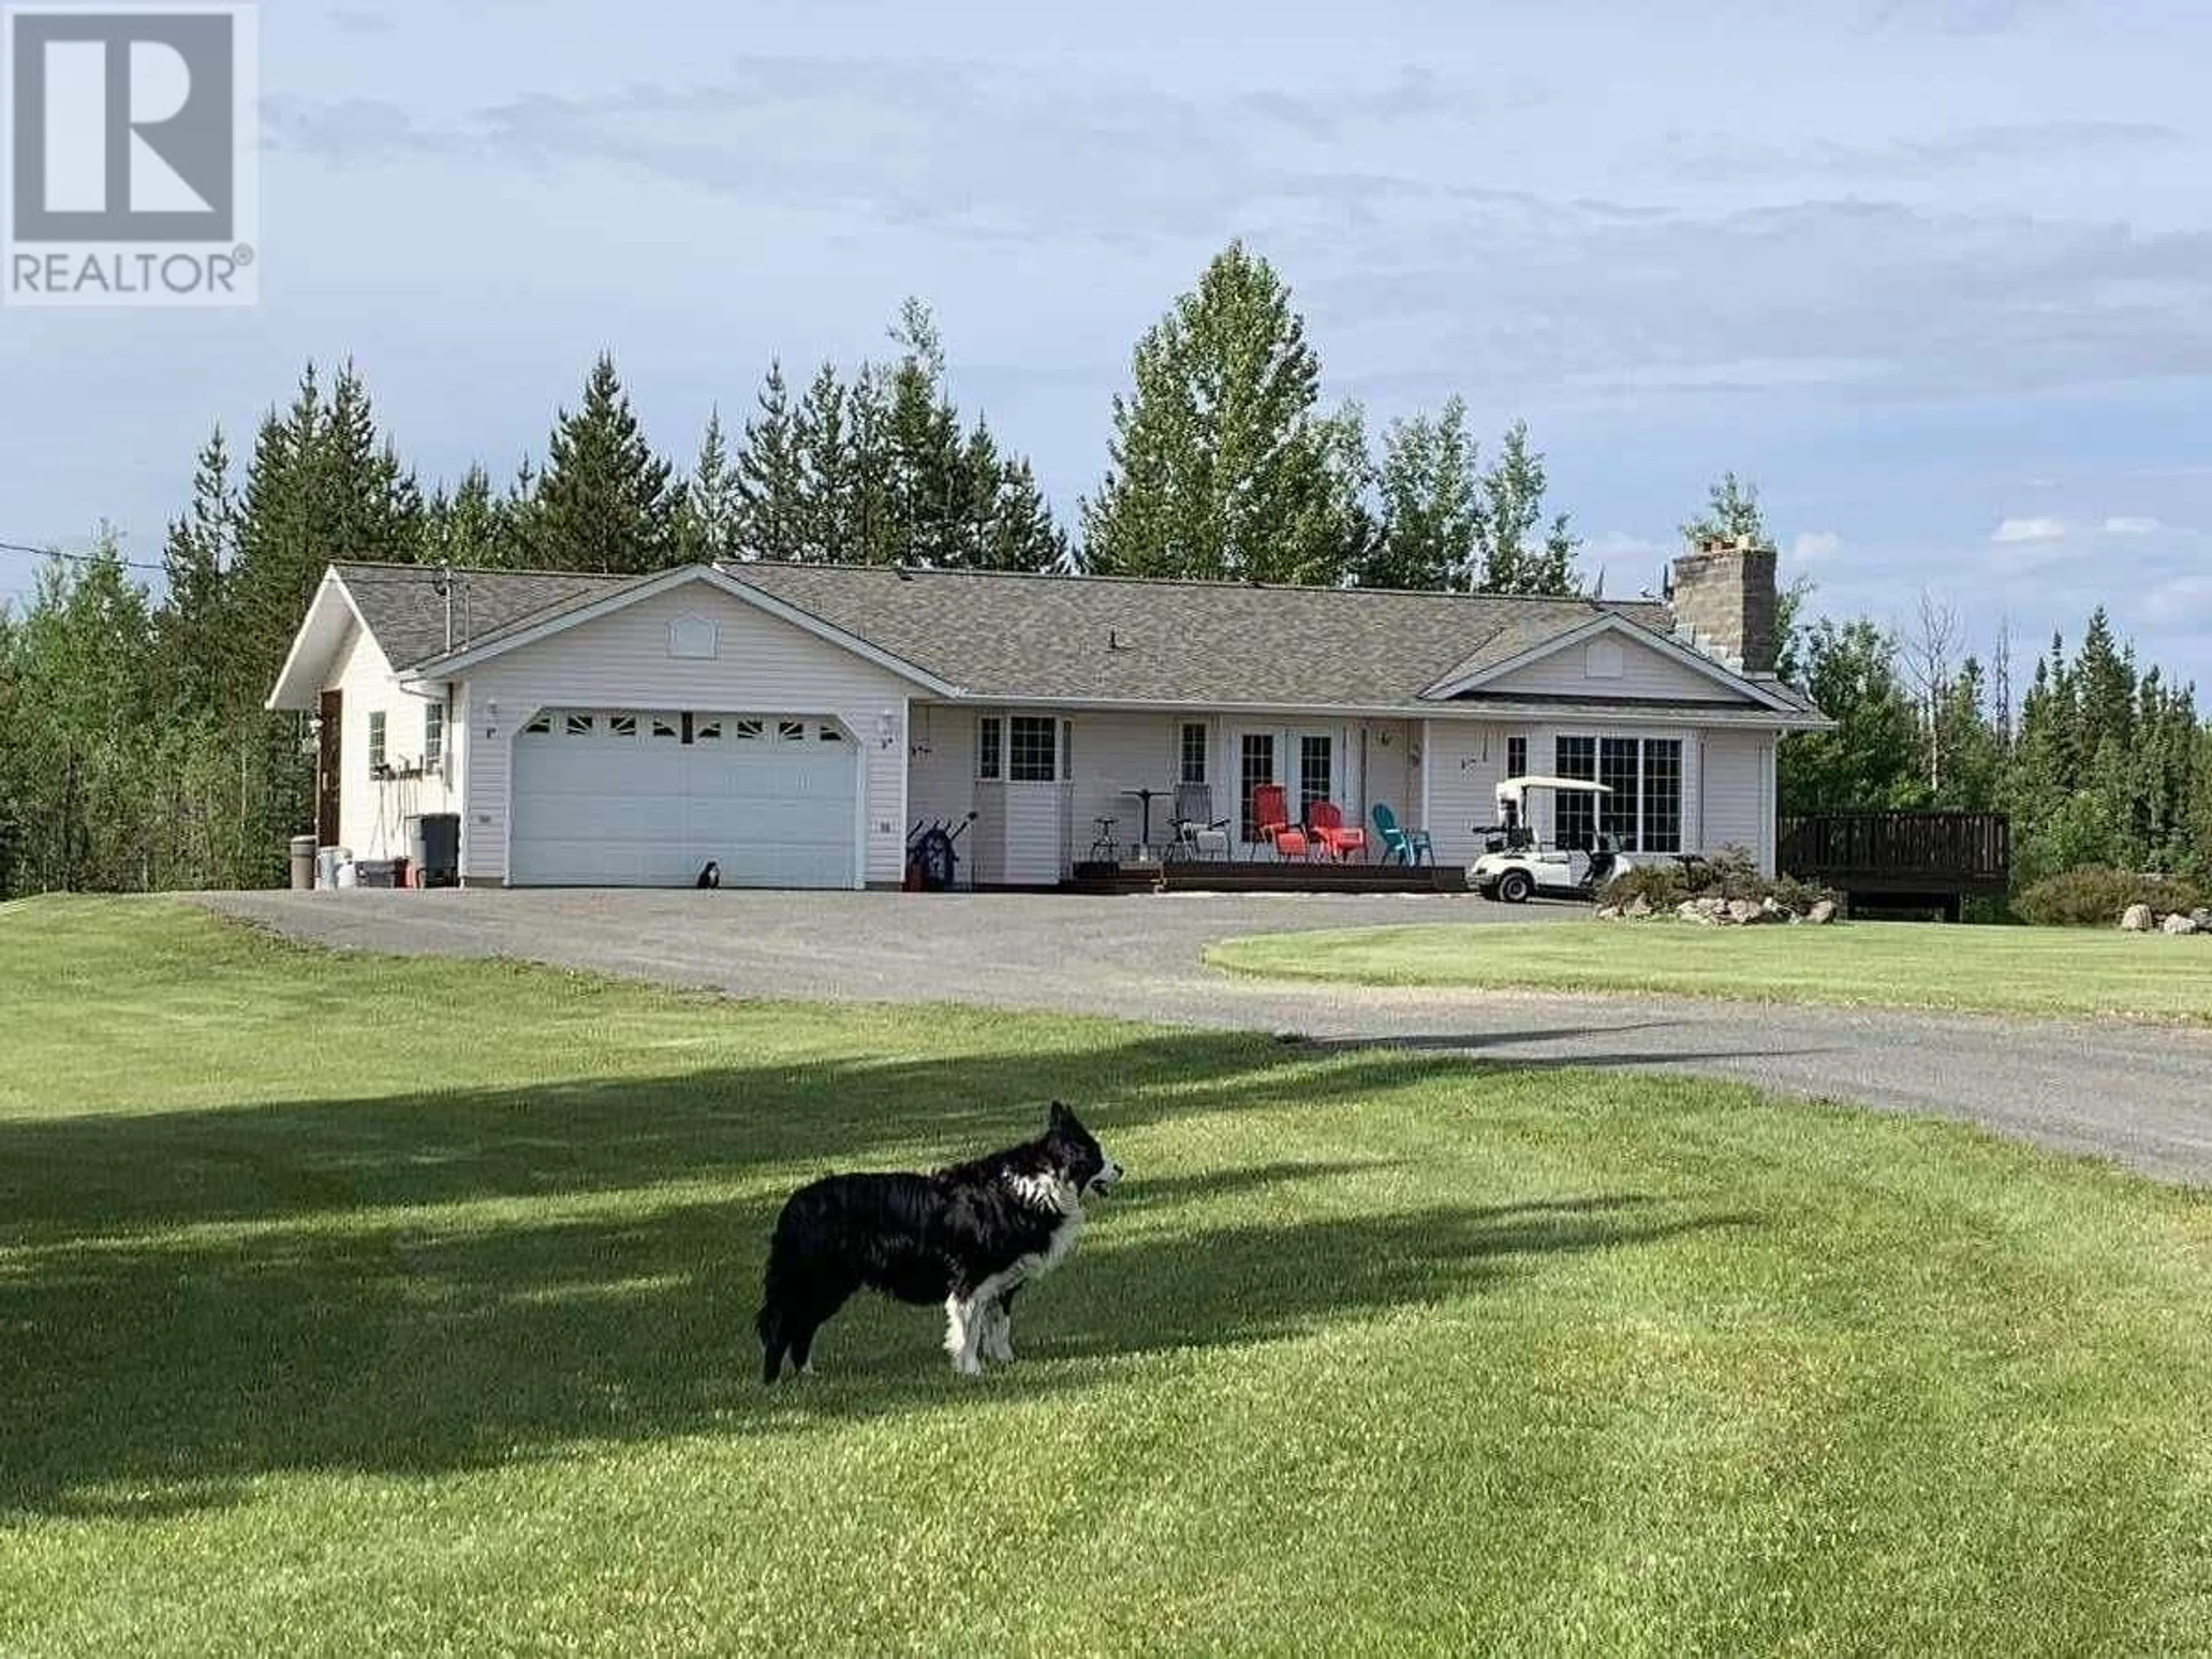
[202, 889, 2212, 1185]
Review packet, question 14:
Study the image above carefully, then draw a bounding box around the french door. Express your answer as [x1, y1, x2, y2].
[1234, 727, 1341, 853]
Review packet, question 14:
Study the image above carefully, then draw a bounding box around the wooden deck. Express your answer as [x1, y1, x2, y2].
[1779, 810, 2011, 919]
[1062, 859, 1470, 896]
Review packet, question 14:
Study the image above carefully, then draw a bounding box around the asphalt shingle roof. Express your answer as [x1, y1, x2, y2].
[728, 563, 1677, 709]
[335, 563, 637, 669]
[329, 559, 1814, 716]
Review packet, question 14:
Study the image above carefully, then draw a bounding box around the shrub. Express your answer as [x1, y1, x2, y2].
[1598, 843, 1838, 918]
[2015, 867, 2206, 928]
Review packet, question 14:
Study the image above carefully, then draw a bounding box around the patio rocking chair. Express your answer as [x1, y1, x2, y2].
[1168, 783, 1232, 861]
[1251, 783, 1312, 861]
[1370, 802, 1434, 866]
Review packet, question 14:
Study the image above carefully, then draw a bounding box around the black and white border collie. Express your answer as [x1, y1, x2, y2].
[756, 1101, 1124, 1382]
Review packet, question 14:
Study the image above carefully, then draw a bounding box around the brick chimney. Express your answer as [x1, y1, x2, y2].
[1669, 535, 1778, 677]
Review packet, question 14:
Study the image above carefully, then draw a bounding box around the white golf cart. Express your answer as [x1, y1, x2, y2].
[1470, 776, 1679, 904]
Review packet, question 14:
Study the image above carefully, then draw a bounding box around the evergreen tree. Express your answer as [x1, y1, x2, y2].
[1082, 240, 1366, 584]
[422, 464, 509, 567]
[975, 444, 1069, 573]
[791, 361, 850, 562]
[679, 406, 744, 563]
[883, 300, 970, 567]
[1360, 396, 1480, 589]
[1680, 472, 1767, 545]
[153, 426, 234, 717]
[845, 363, 898, 565]
[733, 366, 808, 561]
[524, 354, 683, 573]
[1473, 420, 1578, 594]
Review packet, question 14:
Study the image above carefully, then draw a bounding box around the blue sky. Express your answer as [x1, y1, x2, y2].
[4, 0, 2210, 692]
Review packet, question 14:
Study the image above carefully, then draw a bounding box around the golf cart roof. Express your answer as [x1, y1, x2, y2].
[1497, 774, 1612, 802]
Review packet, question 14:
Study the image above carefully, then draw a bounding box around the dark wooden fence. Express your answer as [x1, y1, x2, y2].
[1779, 811, 2011, 914]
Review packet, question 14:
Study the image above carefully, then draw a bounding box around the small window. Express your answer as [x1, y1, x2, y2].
[1506, 736, 1528, 781]
[1010, 715, 1058, 783]
[695, 719, 724, 742]
[565, 713, 595, 737]
[424, 701, 445, 771]
[522, 715, 551, 737]
[368, 711, 387, 777]
[1179, 722, 1208, 786]
[650, 717, 679, 740]
[608, 714, 638, 739]
[733, 719, 764, 741]
[668, 616, 718, 660]
[819, 724, 844, 743]
[778, 719, 806, 744]
[978, 716, 1003, 781]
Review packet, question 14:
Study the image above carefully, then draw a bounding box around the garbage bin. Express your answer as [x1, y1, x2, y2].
[289, 835, 318, 891]
[317, 846, 351, 890]
[406, 813, 461, 888]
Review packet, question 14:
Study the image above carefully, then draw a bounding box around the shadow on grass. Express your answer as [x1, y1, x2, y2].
[0, 1027, 1764, 1521]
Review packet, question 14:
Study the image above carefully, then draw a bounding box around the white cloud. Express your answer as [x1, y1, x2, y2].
[1791, 530, 1842, 562]
[2099, 515, 2162, 535]
[1991, 516, 2068, 543]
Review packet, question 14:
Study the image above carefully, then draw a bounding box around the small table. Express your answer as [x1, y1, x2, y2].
[1120, 788, 1166, 859]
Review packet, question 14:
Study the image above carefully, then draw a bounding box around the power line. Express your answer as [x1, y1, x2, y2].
[0, 537, 167, 575]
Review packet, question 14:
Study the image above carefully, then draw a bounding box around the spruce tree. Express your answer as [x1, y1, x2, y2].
[524, 354, 683, 573]
[153, 426, 234, 717]
[733, 366, 807, 561]
[883, 299, 968, 567]
[792, 361, 850, 562]
[1680, 472, 1767, 546]
[983, 453, 1069, 573]
[845, 363, 898, 565]
[423, 464, 509, 567]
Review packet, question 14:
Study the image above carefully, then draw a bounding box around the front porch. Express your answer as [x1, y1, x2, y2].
[1063, 857, 1469, 895]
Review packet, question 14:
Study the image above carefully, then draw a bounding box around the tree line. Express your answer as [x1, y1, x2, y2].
[1, 243, 2206, 895]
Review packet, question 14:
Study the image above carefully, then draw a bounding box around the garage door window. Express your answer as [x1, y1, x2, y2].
[777, 720, 805, 744]
[608, 714, 638, 739]
[566, 714, 594, 737]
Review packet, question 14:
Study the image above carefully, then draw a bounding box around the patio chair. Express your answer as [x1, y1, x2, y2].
[1169, 783, 1232, 861]
[1251, 783, 1312, 861]
[1307, 800, 1369, 862]
[1370, 802, 1434, 866]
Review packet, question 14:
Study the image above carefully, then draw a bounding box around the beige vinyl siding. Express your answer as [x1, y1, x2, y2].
[1421, 721, 1512, 866]
[325, 621, 458, 863]
[1070, 711, 1180, 855]
[1483, 632, 1743, 703]
[905, 703, 976, 837]
[457, 585, 918, 886]
[1697, 731, 1777, 872]
[1359, 721, 1416, 836]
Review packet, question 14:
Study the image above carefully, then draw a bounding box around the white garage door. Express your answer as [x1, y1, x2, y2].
[510, 710, 858, 888]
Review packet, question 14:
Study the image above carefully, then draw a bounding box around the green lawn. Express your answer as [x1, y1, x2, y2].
[3, 897, 2211, 1656]
[1209, 918, 2212, 1024]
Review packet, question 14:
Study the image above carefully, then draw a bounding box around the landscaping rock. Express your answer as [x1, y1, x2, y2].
[1596, 905, 1623, 921]
[2194, 909, 2212, 932]
[1761, 897, 1784, 918]
[1807, 899, 1839, 926]
[1626, 895, 1652, 920]
[2121, 903, 2154, 933]
[1726, 899, 1763, 926]
[2162, 912, 2200, 937]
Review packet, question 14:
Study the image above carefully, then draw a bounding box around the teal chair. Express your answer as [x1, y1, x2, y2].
[1370, 803, 1434, 866]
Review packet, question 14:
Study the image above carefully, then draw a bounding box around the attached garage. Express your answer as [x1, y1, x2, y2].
[509, 709, 859, 888]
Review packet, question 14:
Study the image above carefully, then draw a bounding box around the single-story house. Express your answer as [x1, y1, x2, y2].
[266, 540, 1828, 889]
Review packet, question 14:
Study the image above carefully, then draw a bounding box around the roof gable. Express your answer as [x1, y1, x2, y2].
[1425, 612, 1806, 715]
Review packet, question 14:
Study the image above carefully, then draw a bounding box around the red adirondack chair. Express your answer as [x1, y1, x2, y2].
[1251, 783, 1311, 860]
[1307, 800, 1369, 862]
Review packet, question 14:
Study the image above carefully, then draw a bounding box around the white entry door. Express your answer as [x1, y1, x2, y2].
[510, 709, 858, 888]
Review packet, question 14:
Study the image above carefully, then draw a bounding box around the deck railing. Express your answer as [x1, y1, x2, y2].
[1778, 810, 2011, 896]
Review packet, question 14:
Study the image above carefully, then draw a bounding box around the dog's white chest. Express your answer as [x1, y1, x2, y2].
[1010, 1210, 1084, 1289]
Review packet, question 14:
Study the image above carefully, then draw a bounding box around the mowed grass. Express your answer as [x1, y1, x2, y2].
[3, 899, 2211, 1657]
[1210, 918, 2212, 1024]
